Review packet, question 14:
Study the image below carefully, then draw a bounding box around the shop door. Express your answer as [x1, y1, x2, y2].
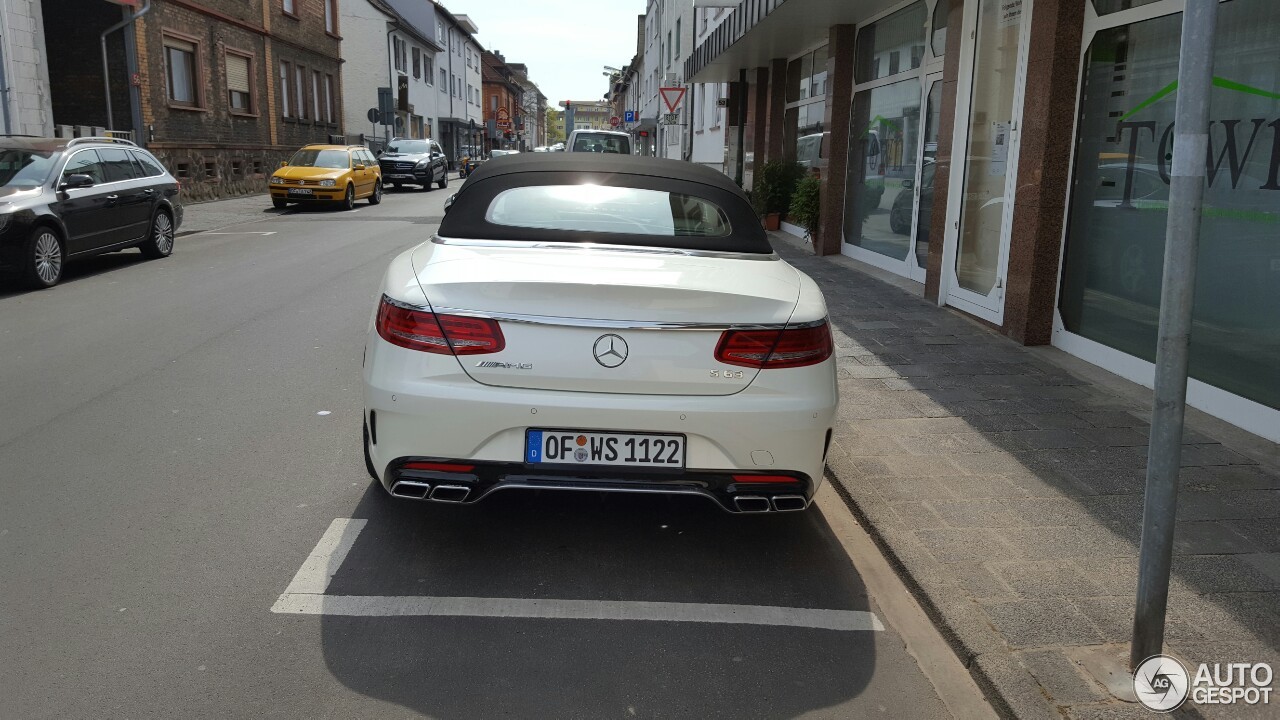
[941, 0, 1032, 324]
[906, 74, 943, 283]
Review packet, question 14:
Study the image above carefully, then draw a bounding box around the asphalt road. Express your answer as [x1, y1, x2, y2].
[1, 187, 961, 719]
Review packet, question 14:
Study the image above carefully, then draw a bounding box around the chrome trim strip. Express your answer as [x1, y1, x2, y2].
[431, 235, 780, 261]
[382, 293, 828, 332]
[426, 306, 827, 332]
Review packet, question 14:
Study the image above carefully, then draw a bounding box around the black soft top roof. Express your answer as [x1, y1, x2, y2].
[462, 153, 745, 194]
[440, 154, 770, 254]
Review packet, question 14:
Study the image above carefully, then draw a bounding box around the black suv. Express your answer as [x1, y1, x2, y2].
[0, 136, 182, 289]
[377, 138, 449, 191]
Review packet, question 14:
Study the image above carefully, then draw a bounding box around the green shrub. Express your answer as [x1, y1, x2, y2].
[752, 160, 806, 217]
[789, 174, 821, 238]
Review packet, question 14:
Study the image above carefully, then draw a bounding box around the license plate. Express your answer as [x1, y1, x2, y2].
[526, 429, 685, 468]
[387, 174, 411, 179]
[287, 188, 313, 195]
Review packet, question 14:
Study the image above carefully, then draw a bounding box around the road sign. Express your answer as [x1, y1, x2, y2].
[609, 116, 620, 127]
[659, 87, 686, 113]
[661, 113, 680, 125]
[623, 109, 636, 123]
[366, 107, 381, 124]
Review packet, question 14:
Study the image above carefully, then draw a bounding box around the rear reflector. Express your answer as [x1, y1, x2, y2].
[376, 296, 505, 355]
[402, 462, 476, 473]
[731, 474, 800, 484]
[715, 322, 833, 369]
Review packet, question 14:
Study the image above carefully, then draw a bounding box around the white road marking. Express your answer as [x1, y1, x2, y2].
[271, 518, 884, 632]
[279, 518, 367, 595]
[202, 231, 278, 236]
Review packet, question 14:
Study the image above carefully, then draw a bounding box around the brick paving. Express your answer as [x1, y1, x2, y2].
[772, 233, 1279, 719]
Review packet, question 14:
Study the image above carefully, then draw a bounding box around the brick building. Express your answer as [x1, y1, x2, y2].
[480, 50, 521, 152]
[43, 0, 343, 201]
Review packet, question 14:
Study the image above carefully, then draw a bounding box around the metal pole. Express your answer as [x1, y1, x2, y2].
[1130, 0, 1218, 669]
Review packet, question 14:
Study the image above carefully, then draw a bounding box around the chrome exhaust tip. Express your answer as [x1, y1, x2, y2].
[429, 485, 471, 503]
[771, 495, 808, 512]
[733, 495, 771, 513]
[390, 480, 431, 500]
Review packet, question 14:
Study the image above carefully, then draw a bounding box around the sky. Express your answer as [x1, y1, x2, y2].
[463, 0, 644, 107]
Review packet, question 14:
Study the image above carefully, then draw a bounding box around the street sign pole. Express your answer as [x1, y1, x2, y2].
[1130, 0, 1218, 669]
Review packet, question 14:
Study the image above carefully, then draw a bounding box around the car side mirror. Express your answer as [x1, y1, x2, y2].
[353, 164, 366, 171]
[280, 161, 288, 167]
[901, 178, 914, 190]
[59, 173, 95, 190]
[444, 193, 457, 213]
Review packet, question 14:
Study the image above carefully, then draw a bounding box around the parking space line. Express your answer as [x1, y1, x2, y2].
[271, 518, 884, 632]
[279, 518, 367, 595]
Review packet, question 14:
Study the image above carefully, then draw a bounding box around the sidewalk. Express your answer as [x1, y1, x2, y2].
[771, 233, 1279, 719]
[177, 194, 283, 237]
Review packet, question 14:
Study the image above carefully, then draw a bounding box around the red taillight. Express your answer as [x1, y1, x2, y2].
[714, 322, 832, 369]
[376, 296, 505, 355]
[731, 474, 800, 484]
[402, 462, 475, 473]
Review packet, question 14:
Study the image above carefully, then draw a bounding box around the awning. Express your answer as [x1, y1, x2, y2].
[687, 0, 901, 83]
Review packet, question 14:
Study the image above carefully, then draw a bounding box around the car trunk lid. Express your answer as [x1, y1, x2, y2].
[410, 242, 799, 396]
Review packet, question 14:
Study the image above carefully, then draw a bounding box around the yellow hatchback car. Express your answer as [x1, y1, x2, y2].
[269, 144, 382, 210]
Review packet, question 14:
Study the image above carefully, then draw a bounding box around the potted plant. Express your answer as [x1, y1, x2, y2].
[789, 173, 822, 241]
[752, 160, 804, 231]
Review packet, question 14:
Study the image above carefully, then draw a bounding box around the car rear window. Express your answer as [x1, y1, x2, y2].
[572, 134, 630, 154]
[485, 184, 732, 237]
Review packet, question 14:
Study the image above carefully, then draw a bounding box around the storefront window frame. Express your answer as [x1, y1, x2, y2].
[1050, 0, 1280, 440]
[783, 40, 831, 169]
[840, 0, 948, 282]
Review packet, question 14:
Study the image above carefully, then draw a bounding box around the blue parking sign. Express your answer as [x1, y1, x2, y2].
[623, 110, 636, 123]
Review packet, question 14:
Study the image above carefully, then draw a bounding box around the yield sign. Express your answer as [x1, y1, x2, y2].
[659, 87, 686, 113]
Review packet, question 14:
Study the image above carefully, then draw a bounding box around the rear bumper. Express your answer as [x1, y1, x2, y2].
[363, 336, 837, 513]
[379, 457, 815, 513]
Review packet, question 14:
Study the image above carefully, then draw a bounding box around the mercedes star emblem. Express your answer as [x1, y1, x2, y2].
[593, 334, 629, 368]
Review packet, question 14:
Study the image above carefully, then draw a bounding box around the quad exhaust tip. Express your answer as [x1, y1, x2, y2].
[390, 480, 432, 500]
[733, 495, 771, 513]
[771, 495, 807, 512]
[429, 485, 470, 503]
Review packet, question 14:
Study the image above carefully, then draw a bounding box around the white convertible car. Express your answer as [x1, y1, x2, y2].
[362, 154, 837, 513]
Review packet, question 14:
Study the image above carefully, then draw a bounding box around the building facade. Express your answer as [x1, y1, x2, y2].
[688, 0, 1280, 442]
[508, 62, 546, 149]
[1, 0, 52, 137]
[433, 5, 483, 166]
[481, 50, 521, 151]
[344, 0, 445, 145]
[43, 0, 343, 201]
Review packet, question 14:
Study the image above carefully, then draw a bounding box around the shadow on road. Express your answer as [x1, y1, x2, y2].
[318, 486, 879, 719]
[0, 249, 148, 299]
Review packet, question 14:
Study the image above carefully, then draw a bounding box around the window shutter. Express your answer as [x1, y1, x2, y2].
[166, 37, 195, 54]
[226, 54, 250, 94]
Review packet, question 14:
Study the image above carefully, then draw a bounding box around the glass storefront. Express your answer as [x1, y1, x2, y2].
[843, 0, 943, 281]
[844, 80, 921, 260]
[1059, 0, 1280, 410]
[784, 45, 829, 171]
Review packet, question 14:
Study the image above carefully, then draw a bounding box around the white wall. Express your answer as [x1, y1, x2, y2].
[0, 0, 52, 136]
[690, 7, 730, 170]
[339, 0, 442, 142]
